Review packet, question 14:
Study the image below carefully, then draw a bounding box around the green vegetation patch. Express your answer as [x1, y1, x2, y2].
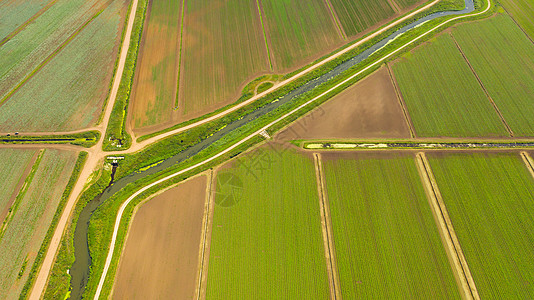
[322, 153, 460, 298]
[428, 152, 534, 299]
[452, 13, 534, 136]
[329, 0, 395, 36]
[0, 130, 100, 148]
[392, 33, 508, 137]
[206, 146, 329, 299]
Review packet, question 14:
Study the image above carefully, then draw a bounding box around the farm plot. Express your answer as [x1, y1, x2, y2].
[392, 34, 508, 137]
[452, 14, 534, 136]
[275, 66, 411, 141]
[0, 0, 50, 42]
[0, 149, 38, 223]
[0, 0, 129, 132]
[427, 152, 534, 299]
[321, 152, 460, 299]
[0, 149, 77, 299]
[129, 0, 183, 129]
[113, 175, 207, 299]
[205, 146, 329, 299]
[176, 0, 270, 123]
[328, 0, 396, 37]
[498, 0, 534, 40]
[395, 0, 424, 9]
[260, 0, 343, 71]
[0, 0, 107, 103]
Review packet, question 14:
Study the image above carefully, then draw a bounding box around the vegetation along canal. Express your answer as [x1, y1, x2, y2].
[70, 0, 475, 297]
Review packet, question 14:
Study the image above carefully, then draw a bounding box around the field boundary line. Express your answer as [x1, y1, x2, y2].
[520, 152, 534, 179]
[94, 1, 494, 296]
[499, 5, 534, 46]
[0, 149, 45, 242]
[324, 0, 347, 40]
[0, 0, 60, 48]
[0, 9, 105, 107]
[196, 169, 214, 300]
[314, 153, 341, 300]
[256, 0, 274, 71]
[416, 152, 479, 300]
[386, 63, 416, 138]
[174, 0, 187, 109]
[449, 33, 514, 137]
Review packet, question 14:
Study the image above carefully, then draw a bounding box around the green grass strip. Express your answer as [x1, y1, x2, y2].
[324, 0, 346, 40]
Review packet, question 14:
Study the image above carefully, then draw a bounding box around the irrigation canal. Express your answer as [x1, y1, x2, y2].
[70, 0, 476, 298]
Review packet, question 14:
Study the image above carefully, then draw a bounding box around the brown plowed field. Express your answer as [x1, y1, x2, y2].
[129, 0, 183, 129]
[276, 66, 410, 141]
[112, 175, 207, 299]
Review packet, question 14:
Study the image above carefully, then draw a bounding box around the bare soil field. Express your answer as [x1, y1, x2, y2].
[112, 174, 207, 300]
[129, 0, 183, 129]
[275, 66, 411, 141]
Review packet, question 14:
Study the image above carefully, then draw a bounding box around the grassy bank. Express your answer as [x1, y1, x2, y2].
[0, 131, 100, 148]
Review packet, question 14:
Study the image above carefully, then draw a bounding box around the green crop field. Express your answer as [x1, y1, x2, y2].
[0, 149, 77, 299]
[392, 34, 508, 137]
[0, 0, 129, 131]
[0, 0, 106, 103]
[0, 149, 38, 222]
[329, 0, 396, 36]
[206, 146, 329, 299]
[452, 14, 534, 136]
[498, 0, 534, 40]
[427, 152, 534, 299]
[178, 0, 270, 119]
[260, 0, 343, 71]
[129, 0, 183, 129]
[0, 0, 49, 41]
[322, 153, 460, 299]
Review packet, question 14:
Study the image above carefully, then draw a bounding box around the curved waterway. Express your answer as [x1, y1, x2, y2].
[70, 0, 475, 298]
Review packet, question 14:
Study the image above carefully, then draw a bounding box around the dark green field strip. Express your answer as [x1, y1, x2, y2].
[452, 13, 534, 136]
[427, 152, 534, 299]
[498, 0, 534, 41]
[322, 153, 461, 299]
[392, 33, 509, 137]
[329, 0, 396, 36]
[206, 147, 330, 299]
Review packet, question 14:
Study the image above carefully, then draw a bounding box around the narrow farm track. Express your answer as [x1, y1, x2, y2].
[27, 0, 495, 297]
[520, 152, 534, 179]
[416, 153, 479, 300]
[197, 169, 215, 300]
[0, 0, 59, 48]
[449, 33, 514, 136]
[313, 153, 341, 300]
